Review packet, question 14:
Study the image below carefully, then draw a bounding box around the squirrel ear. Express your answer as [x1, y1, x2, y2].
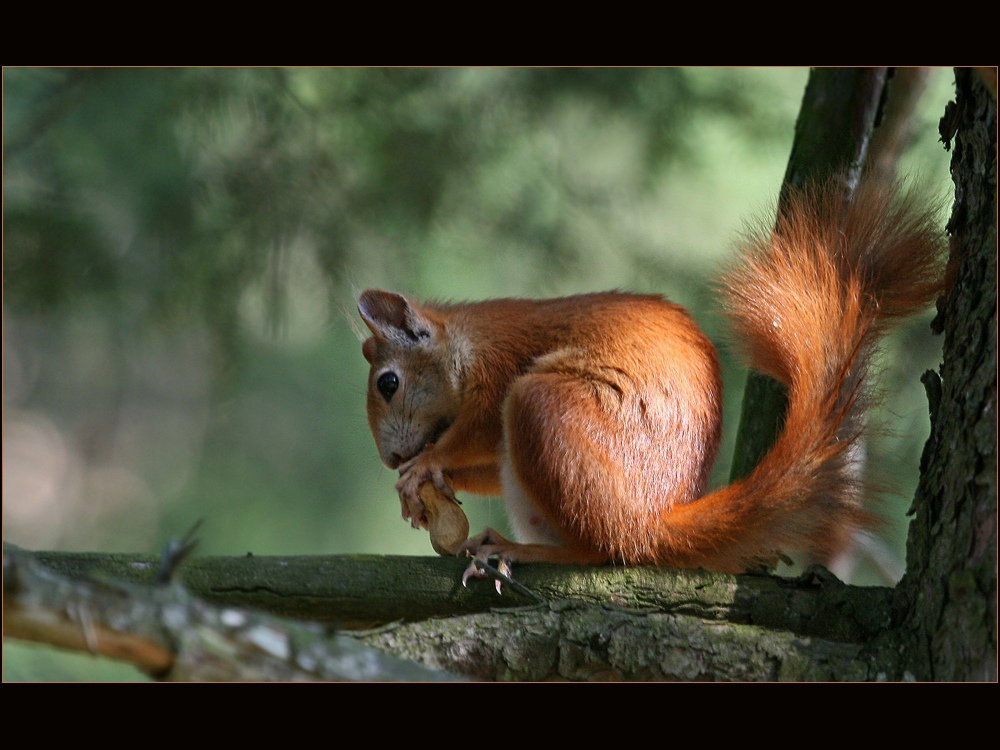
[359, 289, 436, 346]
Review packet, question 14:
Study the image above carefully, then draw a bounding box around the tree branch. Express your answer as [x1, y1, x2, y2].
[3, 544, 461, 681]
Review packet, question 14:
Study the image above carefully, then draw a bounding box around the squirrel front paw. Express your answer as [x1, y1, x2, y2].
[395, 457, 457, 530]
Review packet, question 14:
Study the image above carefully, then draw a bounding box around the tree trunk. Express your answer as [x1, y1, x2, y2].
[893, 66, 997, 682]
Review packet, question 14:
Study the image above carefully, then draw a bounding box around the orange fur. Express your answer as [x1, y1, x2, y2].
[359, 179, 945, 576]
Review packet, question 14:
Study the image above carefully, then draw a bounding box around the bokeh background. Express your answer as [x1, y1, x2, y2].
[3, 67, 954, 679]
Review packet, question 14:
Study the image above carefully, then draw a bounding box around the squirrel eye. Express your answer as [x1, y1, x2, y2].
[376, 371, 399, 401]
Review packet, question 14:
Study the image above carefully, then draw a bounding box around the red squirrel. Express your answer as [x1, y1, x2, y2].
[358, 179, 945, 581]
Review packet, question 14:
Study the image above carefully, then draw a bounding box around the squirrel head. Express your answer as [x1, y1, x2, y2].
[358, 290, 461, 469]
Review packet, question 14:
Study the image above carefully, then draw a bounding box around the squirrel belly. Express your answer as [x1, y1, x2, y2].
[358, 179, 945, 576]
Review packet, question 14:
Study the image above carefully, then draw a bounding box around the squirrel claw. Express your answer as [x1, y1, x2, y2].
[461, 556, 509, 594]
[459, 528, 514, 593]
[460, 558, 482, 588]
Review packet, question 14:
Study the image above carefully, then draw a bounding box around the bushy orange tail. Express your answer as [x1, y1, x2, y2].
[655, 180, 946, 573]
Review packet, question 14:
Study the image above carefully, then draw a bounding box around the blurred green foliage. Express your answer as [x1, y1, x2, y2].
[3, 67, 953, 679]
[4, 68, 811, 324]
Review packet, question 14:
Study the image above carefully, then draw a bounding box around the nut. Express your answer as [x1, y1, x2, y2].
[419, 482, 469, 556]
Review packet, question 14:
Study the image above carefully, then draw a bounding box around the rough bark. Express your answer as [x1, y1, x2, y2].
[892, 67, 997, 682]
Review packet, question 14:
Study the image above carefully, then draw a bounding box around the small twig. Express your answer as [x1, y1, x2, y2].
[155, 519, 203, 585]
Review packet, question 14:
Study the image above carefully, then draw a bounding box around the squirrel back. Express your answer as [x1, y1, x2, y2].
[359, 179, 945, 575]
